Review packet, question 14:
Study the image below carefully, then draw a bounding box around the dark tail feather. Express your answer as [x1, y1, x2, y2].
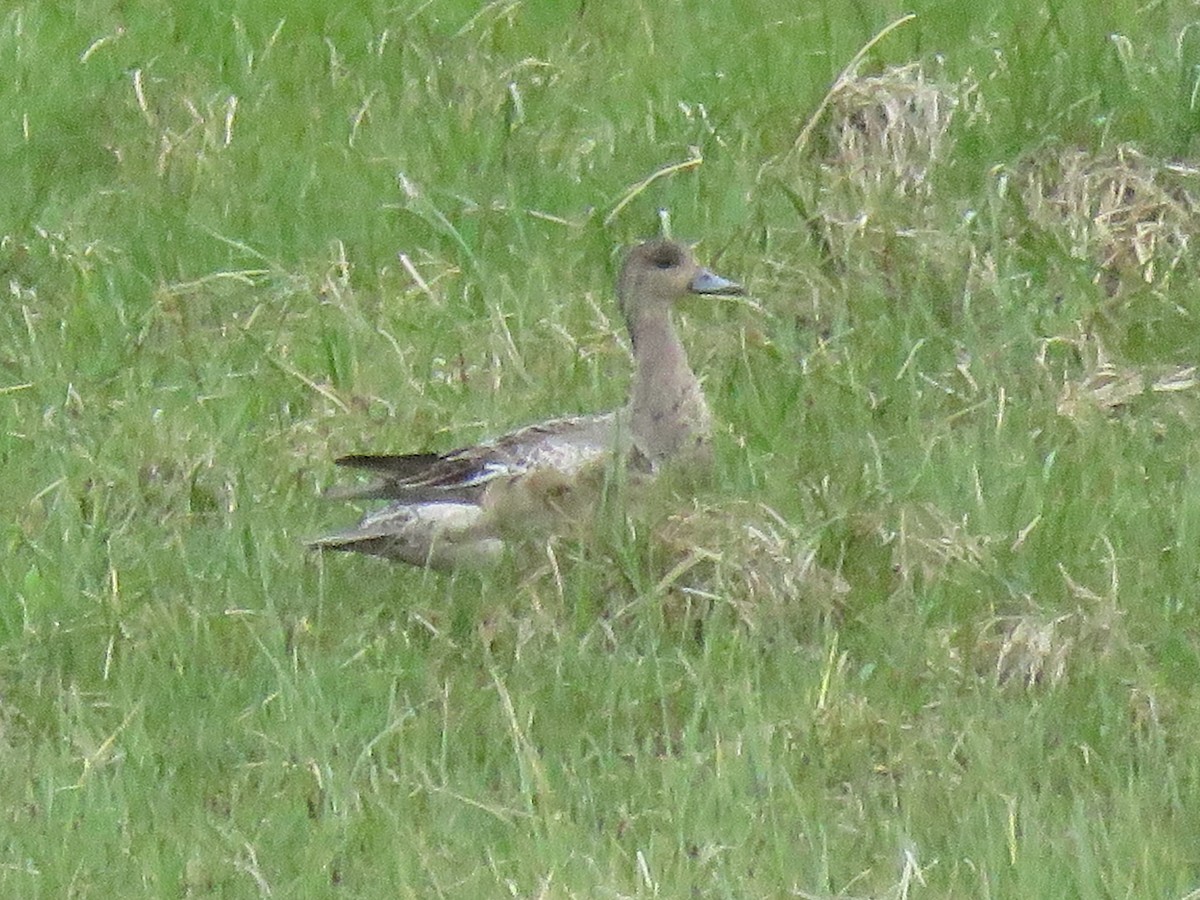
[320, 481, 482, 503]
[335, 452, 444, 477]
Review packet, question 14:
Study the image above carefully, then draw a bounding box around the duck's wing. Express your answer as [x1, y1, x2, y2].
[326, 412, 624, 502]
[324, 452, 490, 501]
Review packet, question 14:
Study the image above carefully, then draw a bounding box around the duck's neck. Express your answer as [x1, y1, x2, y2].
[626, 307, 712, 465]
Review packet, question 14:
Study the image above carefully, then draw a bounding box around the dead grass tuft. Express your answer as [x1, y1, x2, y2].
[987, 610, 1076, 689]
[893, 502, 993, 588]
[979, 547, 1129, 689]
[654, 500, 850, 634]
[1049, 329, 1147, 417]
[481, 496, 849, 651]
[822, 63, 972, 203]
[805, 62, 984, 300]
[1039, 327, 1198, 420]
[1014, 144, 1200, 292]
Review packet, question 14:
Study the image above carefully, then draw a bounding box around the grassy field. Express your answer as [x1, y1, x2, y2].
[4, 0, 1200, 895]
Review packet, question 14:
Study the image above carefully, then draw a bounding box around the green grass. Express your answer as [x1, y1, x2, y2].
[5, 0, 1200, 895]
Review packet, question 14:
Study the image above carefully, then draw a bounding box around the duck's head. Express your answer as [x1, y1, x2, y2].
[617, 239, 743, 323]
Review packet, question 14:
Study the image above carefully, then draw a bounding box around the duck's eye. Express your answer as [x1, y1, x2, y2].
[652, 252, 677, 270]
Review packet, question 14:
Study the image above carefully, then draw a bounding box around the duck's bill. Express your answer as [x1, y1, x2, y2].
[690, 269, 744, 296]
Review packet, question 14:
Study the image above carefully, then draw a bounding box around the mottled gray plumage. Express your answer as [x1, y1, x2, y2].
[308, 239, 743, 569]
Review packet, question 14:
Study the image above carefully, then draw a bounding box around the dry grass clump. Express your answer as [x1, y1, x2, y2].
[653, 500, 850, 634]
[814, 63, 981, 246]
[798, 62, 986, 306]
[1014, 144, 1200, 293]
[470, 499, 847, 653]
[986, 610, 1076, 689]
[892, 502, 993, 588]
[753, 59, 985, 328]
[1039, 327, 1198, 420]
[978, 554, 1130, 690]
[821, 62, 972, 204]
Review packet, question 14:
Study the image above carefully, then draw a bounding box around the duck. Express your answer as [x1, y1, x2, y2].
[308, 239, 744, 569]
